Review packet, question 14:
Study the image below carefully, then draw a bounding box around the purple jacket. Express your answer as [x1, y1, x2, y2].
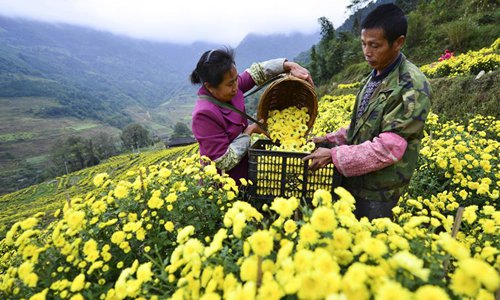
[191, 71, 256, 182]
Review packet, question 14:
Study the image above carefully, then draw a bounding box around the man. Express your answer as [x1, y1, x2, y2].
[303, 4, 432, 220]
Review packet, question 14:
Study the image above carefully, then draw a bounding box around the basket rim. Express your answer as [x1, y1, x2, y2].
[256, 74, 317, 133]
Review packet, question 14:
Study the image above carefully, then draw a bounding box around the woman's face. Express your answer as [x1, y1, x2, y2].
[206, 65, 238, 102]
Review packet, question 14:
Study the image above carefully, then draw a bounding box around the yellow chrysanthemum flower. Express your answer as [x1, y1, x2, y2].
[248, 230, 273, 257]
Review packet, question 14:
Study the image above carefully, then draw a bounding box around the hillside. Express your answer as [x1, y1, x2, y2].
[0, 16, 319, 195]
[297, 0, 499, 85]
[0, 74, 498, 298]
[0, 143, 199, 238]
[0, 1, 499, 298]
[1, 64, 498, 236]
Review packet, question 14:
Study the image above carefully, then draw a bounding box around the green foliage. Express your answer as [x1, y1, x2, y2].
[92, 132, 121, 160]
[441, 19, 478, 50]
[331, 61, 370, 85]
[311, 18, 353, 84]
[405, 12, 430, 50]
[429, 70, 500, 120]
[171, 122, 192, 138]
[308, 0, 500, 84]
[120, 124, 153, 151]
[46, 132, 122, 179]
[49, 136, 101, 176]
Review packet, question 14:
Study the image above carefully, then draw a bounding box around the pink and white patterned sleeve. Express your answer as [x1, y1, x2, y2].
[331, 132, 408, 177]
[325, 127, 348, 145]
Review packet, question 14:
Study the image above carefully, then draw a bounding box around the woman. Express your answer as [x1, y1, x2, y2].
[190, 47, 312, 183]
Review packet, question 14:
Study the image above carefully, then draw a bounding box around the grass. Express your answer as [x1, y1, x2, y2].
[26, 154, 50, 165]
[0, 132, 35, 142]
[429, 69, 500, 120]
[66, 123, 99, 131]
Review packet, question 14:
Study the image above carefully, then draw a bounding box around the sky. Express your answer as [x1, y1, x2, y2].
[0, 0, 352, 46]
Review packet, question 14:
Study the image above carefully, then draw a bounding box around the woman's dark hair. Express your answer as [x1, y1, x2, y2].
[190, 47, 235, 87]
[361, 3, 407, 45]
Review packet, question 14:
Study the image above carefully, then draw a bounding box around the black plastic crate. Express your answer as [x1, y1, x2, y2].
[248, 139, 339, 202]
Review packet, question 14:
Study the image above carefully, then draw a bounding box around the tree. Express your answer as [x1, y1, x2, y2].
[347, 0, 371, 14]
[93, 132, 120, 160]
[309, 46, 319, 80]
[49, 136, 100, 176]
[315, 16, 342, 82]
[120, 123, 152, 150]
[171, 122, 192, 138]
[347, 0, 371, 34]
[318, 17, 335, 42]
[395, 0, 420, 13]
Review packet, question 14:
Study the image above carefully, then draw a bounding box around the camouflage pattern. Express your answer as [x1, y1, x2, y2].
[342, 54, 432, 202]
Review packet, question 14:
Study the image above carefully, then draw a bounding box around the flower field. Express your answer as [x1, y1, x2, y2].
[1, 86, 498, 299]
[0, 144, 198, 239]
[7, 47, 500, 300]
[420, 38, 500, 78]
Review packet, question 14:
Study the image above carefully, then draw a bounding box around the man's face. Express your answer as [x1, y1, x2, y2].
[206, 65, 238, 102]
[361, 28, 404, 75]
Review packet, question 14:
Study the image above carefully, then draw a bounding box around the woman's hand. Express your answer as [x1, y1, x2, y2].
[284, 61, 314, 87]
[244, 119, 269, 137]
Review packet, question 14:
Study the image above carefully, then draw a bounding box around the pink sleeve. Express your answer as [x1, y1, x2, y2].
[331, 132, 407, 177]
[238, 71, 257, 94]
[326, 127, 348, 145]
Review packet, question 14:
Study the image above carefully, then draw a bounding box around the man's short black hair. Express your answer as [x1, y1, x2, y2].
[361, 3, 407, 45]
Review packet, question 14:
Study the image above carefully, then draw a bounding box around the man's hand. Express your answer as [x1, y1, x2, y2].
[302, 147, 333, 172]
[308, 136, 327, 143]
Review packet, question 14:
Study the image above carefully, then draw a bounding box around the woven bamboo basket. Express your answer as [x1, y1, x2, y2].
[257, 75, 317, 133]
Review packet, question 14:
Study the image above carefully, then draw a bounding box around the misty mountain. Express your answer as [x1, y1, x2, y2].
[0, 16, 223, 126]
[235, 32, 320, 70]
[0, 15, 320, 128]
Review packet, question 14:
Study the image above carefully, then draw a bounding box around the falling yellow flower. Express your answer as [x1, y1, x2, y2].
[176, 225, 195, 244]
[389, 251, 430, 281]
[29, 289, 48, 300]
[18, 261, 38, 287]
